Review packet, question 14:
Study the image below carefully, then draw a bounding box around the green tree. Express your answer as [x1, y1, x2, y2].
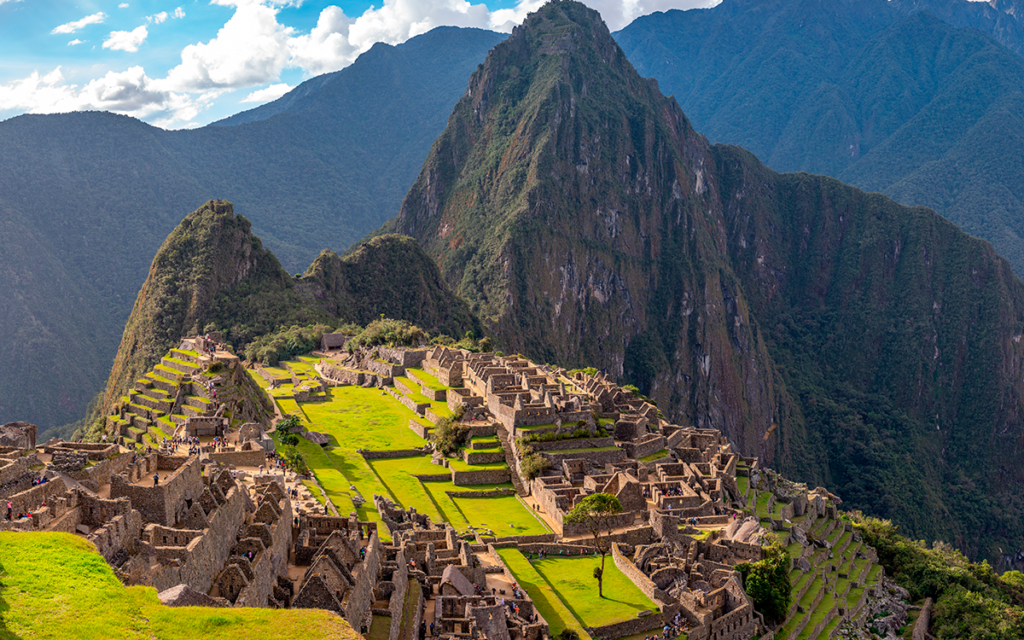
[430, 416, 470, 456]
[275, 415, 301, 434]
[563, 493, 623, 597]
[737, 544, 791, 624]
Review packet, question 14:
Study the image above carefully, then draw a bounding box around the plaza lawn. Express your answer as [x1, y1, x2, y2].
[532, 556, 659, 628]
[449, 495, 551, 536]
[368, 456, 544, 535]
[497, 548, 591, 640]
[0, 532, 359, 640]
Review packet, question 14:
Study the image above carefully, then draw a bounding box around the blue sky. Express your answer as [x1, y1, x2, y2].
[0, 0, 714, 128]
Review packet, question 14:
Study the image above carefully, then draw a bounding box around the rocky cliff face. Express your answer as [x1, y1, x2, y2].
[101, 201, 477, 423]
[395, 0, 783, 461]
[394, 0, 1024, 561]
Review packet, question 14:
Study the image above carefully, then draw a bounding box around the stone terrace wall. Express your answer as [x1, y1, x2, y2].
[71, 452, 135, 490]
[611, 543, 670, 603]
[528, 437, 615, 452]
[452, 468, 511, 485]
[359, 449, 428, 460]
[208, 449, 265, 468]
[561, 511, 636, 537]
[90, 508, 144, 563]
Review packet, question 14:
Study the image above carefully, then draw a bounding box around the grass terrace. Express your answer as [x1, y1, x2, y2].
[496, 548, 591, 640]
[0, 532, 359, 640]
[638, 449, 669, 463]
[406, 367, 449, 391]
[531, 556, 658, 628]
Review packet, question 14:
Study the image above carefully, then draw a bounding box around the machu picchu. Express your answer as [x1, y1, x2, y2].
[6, 1, 1024, 639]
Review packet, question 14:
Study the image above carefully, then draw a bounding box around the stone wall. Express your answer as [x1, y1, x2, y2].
[539, 448, 626, 466]
[560, 511, 636, 537]
[110, 455, 202, 526]
[345, 532, 383, 632]
[527, 437, 616, 452]
[451, 468, 511, 485]
[913, 598, 933, 640]
[140, 482, 248, 594]
[236, 495, 293, 607]
[70, 451, 135, 490]
[207, 449, 266, 467]
[611, 543, 671, 604]
[90, 508, 144, 563]
[388, 548, 410, 640]
[7, 477, 67, 514]
[464, 450, 505, 464]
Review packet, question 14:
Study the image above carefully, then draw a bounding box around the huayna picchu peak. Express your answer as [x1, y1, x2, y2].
[5, 2, 1024, 640]
[394, 0, 1024, 567]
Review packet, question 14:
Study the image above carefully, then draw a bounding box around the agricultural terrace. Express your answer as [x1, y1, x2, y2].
[251, 359, 549, 538]
[0, 532, 358, 640]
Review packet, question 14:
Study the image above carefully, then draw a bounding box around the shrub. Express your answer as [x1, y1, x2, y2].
[275, 415, 301, 434]
[280, 446, 308, 475]
[280, 433, 299, 446]
[520, 452, 551, 480]
[347, 318, 426, 351]
[430, 416, 470, 455]
[737, 544, 791, 624]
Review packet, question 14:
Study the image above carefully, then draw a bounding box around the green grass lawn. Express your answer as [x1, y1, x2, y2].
[368, 457, 541, 535]
[531, 556, 658, 628]
[0, 532, 359, 640]
[406, 367, 447, 391]
[497, 548, 591, 640]
[756, 491, 772, 518]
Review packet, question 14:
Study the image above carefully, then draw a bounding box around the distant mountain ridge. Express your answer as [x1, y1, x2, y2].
[393, 0, 1024, 565]
[0, 26, 503, 432]
[615, 0, 1024, 279]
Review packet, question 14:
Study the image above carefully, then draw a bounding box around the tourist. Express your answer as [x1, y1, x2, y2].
[6, 500, 11, 520]
[153, 473, 160, 486]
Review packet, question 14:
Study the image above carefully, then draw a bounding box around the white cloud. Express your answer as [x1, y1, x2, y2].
[0, 0, 24, 5]
[118, 3, 129, 7]
[241, 83, 292, 103]
[68, 39, 84, 46]
[103, 26, 149, 52]
[51, 12, 106, 35]
[8, 0, 716, 129]
[158, 3, 294, 91]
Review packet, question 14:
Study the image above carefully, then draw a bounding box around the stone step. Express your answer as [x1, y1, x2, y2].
[161, 356, 199, 374]
[170, 414, 187, 425]
[181, 404, 209, 418]
[154, 364, 185, 382]
[130, 392, 173, 414]
[184, 395, 212, 409]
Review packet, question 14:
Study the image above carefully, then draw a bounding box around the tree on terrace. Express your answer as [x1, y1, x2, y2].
[563, 492, 623, 597]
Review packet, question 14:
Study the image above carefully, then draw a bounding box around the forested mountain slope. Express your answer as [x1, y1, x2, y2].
[0, 26, 502, 431]
[615, 0, 1024, 277]
[393, 0, 1024, 565]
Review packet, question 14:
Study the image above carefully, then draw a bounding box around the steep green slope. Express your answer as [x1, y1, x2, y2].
[892, 0, 1024, 56]
[0, 26, 502, 431]
[393, 0, 1024, 563]
[99, 200, 478, 427]
[614, 0, 1024, 276]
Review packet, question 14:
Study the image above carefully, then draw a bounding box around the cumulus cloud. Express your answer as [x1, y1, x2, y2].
[103, 26, 149, 52]
[11, 0, 716, 128]
[159, 3, 293, 91]
[51, 12, 106, 34]
[241, 83, 292, 103]
[68, 39, 84, 46]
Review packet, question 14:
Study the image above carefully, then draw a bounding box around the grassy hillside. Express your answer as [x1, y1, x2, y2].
[0, 532, 359, 639]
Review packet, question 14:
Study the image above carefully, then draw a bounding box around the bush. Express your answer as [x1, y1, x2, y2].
[280, 446, 308, 475]
[280, 433, 299, 446]
[430, 416, 470, 455]
[347, 318, 426, 351]
[520, 452, 551, 480]
[275, 415, 301, 434]
[244, 323, 334, 365]
[737, 544, 791, 624]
